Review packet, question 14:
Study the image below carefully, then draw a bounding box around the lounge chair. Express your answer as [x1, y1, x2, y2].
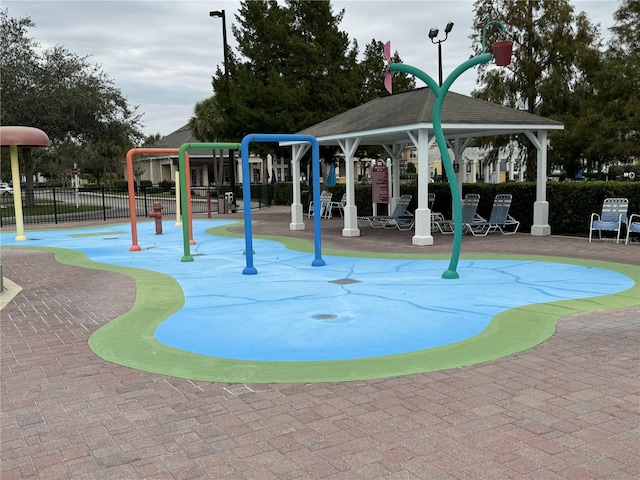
[589, 197, 628, 243]
[434, 193, 481, 234]
[465, 193, 520, 236]
[326, 193, 347, 219]
[358, 194, 414, 230]
[429, 193, 446, 232]
[625, 214, 640, 245]
[308, 190, 333, 218]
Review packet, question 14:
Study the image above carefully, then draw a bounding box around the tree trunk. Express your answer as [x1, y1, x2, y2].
[22, 148, 36, 208]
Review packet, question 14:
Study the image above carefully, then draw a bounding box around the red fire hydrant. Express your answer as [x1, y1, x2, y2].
[149, 201, 163, 234]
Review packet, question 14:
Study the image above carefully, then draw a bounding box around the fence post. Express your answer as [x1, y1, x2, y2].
[52, 187, 58, 224]
[102, 187, 107, 221]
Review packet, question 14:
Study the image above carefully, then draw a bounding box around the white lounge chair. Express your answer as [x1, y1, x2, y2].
[358, 194, 414, 230]
[589, 197, 628, 243]
[326, 193, 347, 219]
[624, 213, 640, 245]
[308, 190, 333, 218]
[434, 193, 481, 234]
[465, 194, 520, 236]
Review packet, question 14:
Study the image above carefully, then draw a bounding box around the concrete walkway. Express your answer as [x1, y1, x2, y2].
[1, 207, 638, 479]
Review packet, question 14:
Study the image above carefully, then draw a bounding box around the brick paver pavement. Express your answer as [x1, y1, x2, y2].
[1, 208, 639, 479]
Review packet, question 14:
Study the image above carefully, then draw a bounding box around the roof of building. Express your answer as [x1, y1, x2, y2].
[298, 87, 563, 146]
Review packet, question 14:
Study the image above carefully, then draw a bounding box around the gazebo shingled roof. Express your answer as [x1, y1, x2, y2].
[298, 87, 562, 145]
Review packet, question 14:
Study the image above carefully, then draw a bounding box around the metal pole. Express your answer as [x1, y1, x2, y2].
[220, 11, 228, 78]
[210, 9, 236, 212]
[438, 41, 443, 87]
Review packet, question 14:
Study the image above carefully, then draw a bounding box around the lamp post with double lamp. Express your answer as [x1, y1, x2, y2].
[428, 22, 453, 182]
[209, 9, 237, 212]
[428, 21, 454, 87]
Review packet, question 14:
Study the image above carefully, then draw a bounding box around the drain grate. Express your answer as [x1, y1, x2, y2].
[329, 278, 361, 285]
[313, 314, 337, 320]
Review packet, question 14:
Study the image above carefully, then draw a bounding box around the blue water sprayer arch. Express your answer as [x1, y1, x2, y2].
[240, 133, 325, 274]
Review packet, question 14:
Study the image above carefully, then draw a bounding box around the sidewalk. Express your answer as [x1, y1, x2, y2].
[1, 207, 638, 479]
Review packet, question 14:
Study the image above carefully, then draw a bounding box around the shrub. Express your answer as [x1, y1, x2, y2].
[158, 179, 175, 192]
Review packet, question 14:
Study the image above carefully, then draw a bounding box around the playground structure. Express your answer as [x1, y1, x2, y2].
[0, 126, 51, 241]
[176, 142, 240, 262]
[239, 134, 325, 274]
[125, 148, 194, 251]
[385, 20, 512, 279]
[121, 20, 512, 280]
[123, 138, 324, 273]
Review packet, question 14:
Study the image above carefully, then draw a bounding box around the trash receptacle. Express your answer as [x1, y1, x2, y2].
[218, 195, 228, 214]
[225, 192, 235, 213]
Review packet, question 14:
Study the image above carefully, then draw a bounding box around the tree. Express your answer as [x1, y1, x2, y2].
[601, 0, 640, 162]
[210, 0, 361, 142]
[0, 9, 143, 192]
[541, 0, 639, 177]
[469, 0, 601, 180]
[192, 0, 416, 172]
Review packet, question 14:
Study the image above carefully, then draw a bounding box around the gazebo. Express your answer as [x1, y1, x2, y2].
[284, 87, 563, 246]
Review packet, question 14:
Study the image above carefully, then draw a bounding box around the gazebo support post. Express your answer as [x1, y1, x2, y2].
[525, 130, 551, 236]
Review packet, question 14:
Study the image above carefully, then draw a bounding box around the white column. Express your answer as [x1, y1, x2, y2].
[484, 162, 492, 183]
[381, 143, 406, 212]
[407, 129, 433, 246]
[525, 130, 551, 236]
[471, 158, 478, 183]
[289, 144, 309, 230]
[371, 159, 378, 217]
[338, 138, 361, 237]
[267, 154, 273, 182]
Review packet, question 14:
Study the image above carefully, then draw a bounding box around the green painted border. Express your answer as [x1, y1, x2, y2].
[6, 222, 639, 384]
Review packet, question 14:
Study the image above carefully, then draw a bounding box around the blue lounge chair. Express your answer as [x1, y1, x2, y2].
[589, 197, 628, 244]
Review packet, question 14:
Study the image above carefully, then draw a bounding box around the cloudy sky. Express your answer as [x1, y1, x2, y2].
[5, 0, 619, 137]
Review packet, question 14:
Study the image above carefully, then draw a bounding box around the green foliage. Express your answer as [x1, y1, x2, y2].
[195, 0, 413, 153]
[544, 1, 640, 175]
[0, 9, 143, 189]
[114, 180, 129, 192]
[470, 0, 603, 180]
[158, 180, 175, 192]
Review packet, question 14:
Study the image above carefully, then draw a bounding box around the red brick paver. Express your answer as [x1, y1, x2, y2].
[1, 208, 639, 479]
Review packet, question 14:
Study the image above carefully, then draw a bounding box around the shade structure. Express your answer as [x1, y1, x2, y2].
[0, 126, 50, 147]
[0, 126, 50, 242]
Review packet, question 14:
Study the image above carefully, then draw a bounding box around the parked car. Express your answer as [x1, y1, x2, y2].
[0, 184, 14, 195]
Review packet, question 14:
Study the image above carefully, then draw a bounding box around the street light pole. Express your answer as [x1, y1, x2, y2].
[428, 22, 454, 181]
[209, 9, 237, 212]
[209, 10, 228, 79]
[428, 22, 454, 87]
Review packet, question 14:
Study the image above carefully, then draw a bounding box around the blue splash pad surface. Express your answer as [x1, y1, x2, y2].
[1, 220, 633, 362]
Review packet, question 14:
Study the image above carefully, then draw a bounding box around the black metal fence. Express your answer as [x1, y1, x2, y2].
[0, 185, 275, 227]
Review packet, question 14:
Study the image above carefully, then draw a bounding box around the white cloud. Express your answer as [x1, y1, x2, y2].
[5, 0, 618, 137]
